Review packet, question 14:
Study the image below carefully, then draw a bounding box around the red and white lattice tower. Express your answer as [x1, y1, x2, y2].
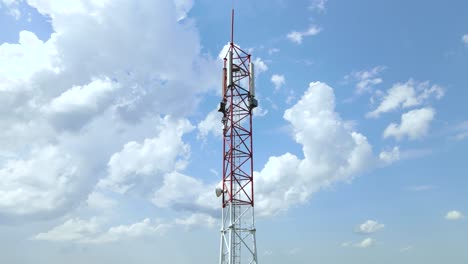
[216, 9, 258, 264]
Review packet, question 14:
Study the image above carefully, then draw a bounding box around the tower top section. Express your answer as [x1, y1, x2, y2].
[231, 9, 234, 44]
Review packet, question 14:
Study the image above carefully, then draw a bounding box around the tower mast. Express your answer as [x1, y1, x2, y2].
[217, 9, 258, 264]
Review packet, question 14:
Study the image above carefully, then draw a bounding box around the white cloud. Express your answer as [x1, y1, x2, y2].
[253, 57, 268, 74]
[34, 217, 102, 242]
[146, 85, 387, 217]
[462, 34, 468, 45]
[287, 25, 321, 44]
[218, 43, 231, 60]
[271, 74, 285, 90]
[44, 78, 119, 130]
[357, 238, 376, 248]
[368, 80, 444, 118]
[173, 0, 193, 21]
[34, 217, 169, 244]
[253, 105, 268, 117]
[96, 218, 169, 243]
[346, 66, 385, 94]
[197, 109, 223, 140]
[0, 0, 220, 222]
[383, 107, 435, 141]
[309, 0, 328, 11]
[0, 30, 59, 91]
[445, 210, 463, 221]
[47, 78, 117, 114]
[175, 213, 217, 228]
[86, 191, 116, 210]
[356, 220, 385, 234]
[342, 238, 376, 248]
[379, 146, 400, 165]
[254, 82, 375, 217]
[98, 117, 193, 194]
[151, 171, 217, 214]
[0, 145, 85, 218]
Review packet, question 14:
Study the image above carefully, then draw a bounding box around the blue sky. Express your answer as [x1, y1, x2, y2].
[0, 0, 467, 263]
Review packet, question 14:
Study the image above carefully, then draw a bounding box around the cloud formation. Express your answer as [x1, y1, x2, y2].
[309, 0, 328, 12]
[287, 25, 321, 44]
[355, 220, 385, 234]
[346, 66, 385, 94]
[98, 117, 193, 194]
[197, 109, 223, 140]
[368, 80, 444, 118]
[378, 147, 400, 165]
[271, 74, 286, 90]
[0, 0, 216, 222]
[254, 82, 375, 216]
[0, 145, 85, 218]
[34, 217, 170, 244]
[383, 107, 435, 141]
[445, 210, 463, 220]
[342, 237, 376, 248]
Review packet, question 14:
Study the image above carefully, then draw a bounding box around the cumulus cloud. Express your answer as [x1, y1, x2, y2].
[197, 109, 223, 140]
[271, 74, 286, 91]
[355, 220, 385, 234]
[142, 82, 378, 218]
[368, 80, 444, 118]
[44, 78, 119, 130]
[383, 107, 435, 141]
[98, 117, 193, 194]
[0, 0, 217, 222]
[0, 145, 86, 218]
[345, 66, 385, 94]
[175, 213, 217, 228]
[287, 25, 321, 44]
[379, 146, 400, 165]
[47, 78, 117, 114]
[151, 171, 217, 215]
[445, 210, 463, 221]
[34, 217, 169, 244]
[0, 30, 58, 91]
[254, 82, 375, 216]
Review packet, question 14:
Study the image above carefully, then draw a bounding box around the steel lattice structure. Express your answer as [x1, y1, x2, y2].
[217, 9, 258, 264]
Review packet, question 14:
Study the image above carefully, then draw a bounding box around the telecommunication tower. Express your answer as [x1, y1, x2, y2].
[215, 9, 259, 264]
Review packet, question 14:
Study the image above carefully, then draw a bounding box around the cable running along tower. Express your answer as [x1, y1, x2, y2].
[216, 9, 259, 264]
